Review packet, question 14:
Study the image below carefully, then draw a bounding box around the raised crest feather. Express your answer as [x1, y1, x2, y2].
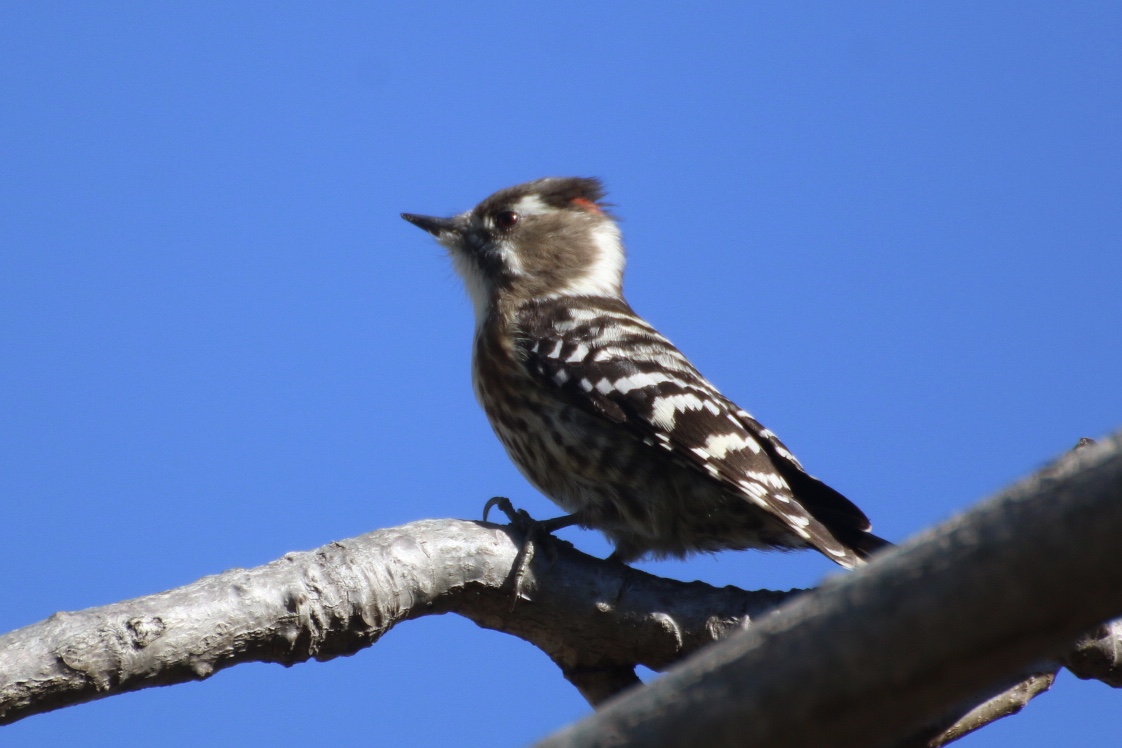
[476, 177, 610, 217]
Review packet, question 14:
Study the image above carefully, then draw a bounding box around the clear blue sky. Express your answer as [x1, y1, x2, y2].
[2, 3, 1120, 745]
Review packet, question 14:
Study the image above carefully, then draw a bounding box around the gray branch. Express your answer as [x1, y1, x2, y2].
[2, 435, 1120, 747]
[0, 518, 793, 726]
[536, 433, 1122, 748]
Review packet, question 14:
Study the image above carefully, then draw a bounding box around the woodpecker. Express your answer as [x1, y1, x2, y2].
[402, 177, 888, 568]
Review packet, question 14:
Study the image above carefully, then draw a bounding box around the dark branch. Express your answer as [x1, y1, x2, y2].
[535, 433, 1122, 748]
[2, 435, 1121, 747]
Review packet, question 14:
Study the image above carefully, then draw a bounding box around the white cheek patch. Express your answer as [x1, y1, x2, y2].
[554, 221, 625, 298]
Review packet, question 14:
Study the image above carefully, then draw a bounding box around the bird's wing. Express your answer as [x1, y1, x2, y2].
[518, 303, 868, 567]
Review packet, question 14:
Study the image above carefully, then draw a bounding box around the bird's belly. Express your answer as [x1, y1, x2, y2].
[482, 393, 805, 561]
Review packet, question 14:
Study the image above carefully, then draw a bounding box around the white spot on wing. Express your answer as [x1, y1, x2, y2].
[566, 343, 589, 363]
[743, 482, 767, 497]
[747, 470, 789, 490]
[566, 307, 603, 322]
[554, 319, 580, 333]
[650, 392, 704, 431]
[775, 446, 800, 465]
[553, 369, 569, 385]
[613, 371, 674, 394]
[736, 480, 770, 507]
[546, 340, 563, 358]
[698, 432, 759, 460]
[784, 512, 810, 527]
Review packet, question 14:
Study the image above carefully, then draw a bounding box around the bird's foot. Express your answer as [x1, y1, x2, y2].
[482, 497, 580, 608]
[483, 497, 579, 534]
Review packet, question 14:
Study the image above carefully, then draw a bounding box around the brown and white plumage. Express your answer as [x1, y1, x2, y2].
[403, 177, 888, 568]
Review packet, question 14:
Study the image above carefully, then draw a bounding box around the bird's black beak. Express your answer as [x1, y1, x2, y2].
[401, 213, 459, 237]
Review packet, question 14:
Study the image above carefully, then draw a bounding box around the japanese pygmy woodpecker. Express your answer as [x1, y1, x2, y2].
[403, 177, 888, 568]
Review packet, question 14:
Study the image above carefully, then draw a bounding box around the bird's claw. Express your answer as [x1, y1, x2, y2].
[483, 496, 521, 525]
[482, 497, 577, 609]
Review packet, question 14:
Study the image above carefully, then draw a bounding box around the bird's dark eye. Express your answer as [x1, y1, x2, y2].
[494, 211, 521, 229]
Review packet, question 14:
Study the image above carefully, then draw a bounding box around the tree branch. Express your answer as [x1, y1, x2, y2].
[535, 432, 1122, 748]
[0, 518, 793, 725]
[1061, 617, 1122, 686]
[3, 435, 1120, 747]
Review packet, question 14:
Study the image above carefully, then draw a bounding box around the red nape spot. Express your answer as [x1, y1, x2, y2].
[570, 197, 602, 214]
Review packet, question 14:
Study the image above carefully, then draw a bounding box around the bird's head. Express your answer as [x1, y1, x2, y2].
[402, 177, 625, 321]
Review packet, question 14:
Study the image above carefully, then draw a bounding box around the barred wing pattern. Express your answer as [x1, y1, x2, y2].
[517, 296, 876, 568]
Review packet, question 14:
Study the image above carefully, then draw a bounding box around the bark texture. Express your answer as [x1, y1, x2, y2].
[2, 435, 1120, 748]
[0, 519, 791, 725]
[536, 433, 1122, 748]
